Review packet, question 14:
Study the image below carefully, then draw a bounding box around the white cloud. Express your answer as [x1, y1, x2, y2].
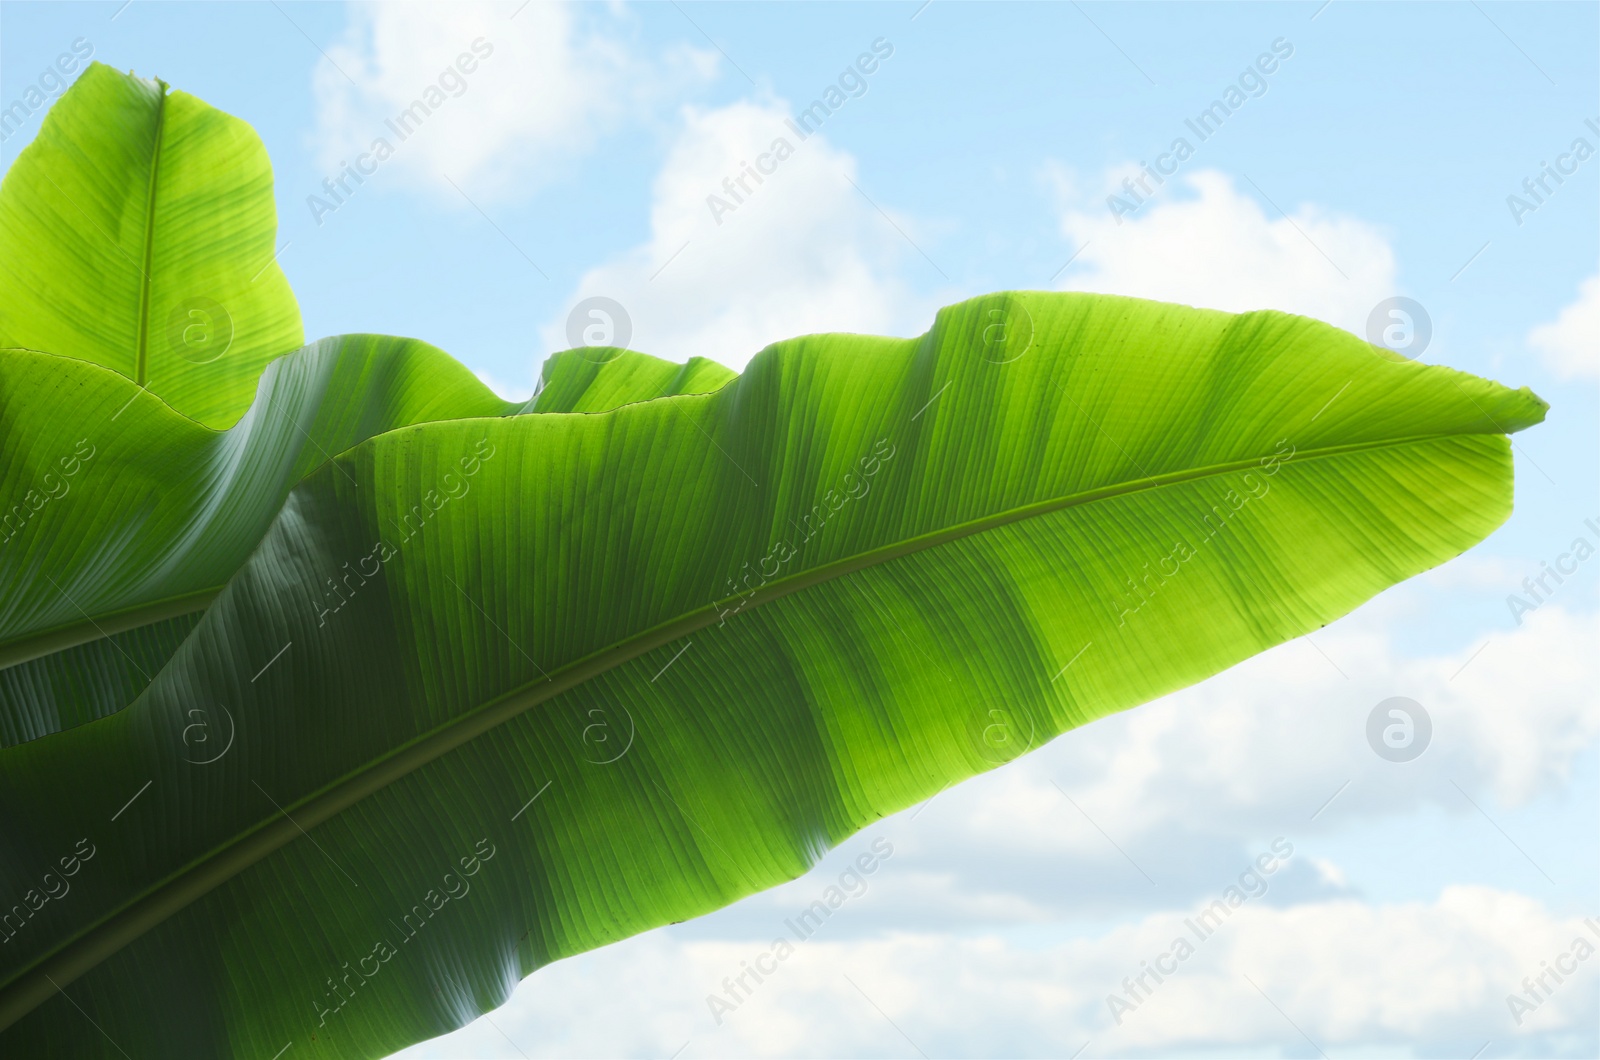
[539, 97, 938, 370]
[1052, 169, 1397, 336]
[1528, 275, 1599, 380]
[311, 2, 714, 199]
[958, 603, 1598, 856]
[394, 886, 1598, 1058]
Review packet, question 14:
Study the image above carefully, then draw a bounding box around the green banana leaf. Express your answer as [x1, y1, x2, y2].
[0, 341, 734, 746]
[0, 63, 302, 428]
[0, 292, 1544, 1058]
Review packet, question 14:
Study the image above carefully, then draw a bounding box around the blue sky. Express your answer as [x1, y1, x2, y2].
[4, 2, 1595, 1057]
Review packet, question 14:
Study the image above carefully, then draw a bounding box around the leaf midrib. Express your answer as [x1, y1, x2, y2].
[0, 588, 218, 671]
[0, 428, 1502, 1029]
[132, 79, 167, 387]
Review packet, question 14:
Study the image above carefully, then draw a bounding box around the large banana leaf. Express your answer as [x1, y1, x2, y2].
[0, 292, 1543, 1057]
[0, 63, 302, 428]
[0, 342, 734, 745]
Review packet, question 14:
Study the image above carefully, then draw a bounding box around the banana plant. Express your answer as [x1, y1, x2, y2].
[0, 285, 1544, 1058]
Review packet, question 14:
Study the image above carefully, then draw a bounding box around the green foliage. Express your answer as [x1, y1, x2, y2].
[0, 337, 733, 745]
[0, 68, 1545, 1060]
[0, 63, 302, 427]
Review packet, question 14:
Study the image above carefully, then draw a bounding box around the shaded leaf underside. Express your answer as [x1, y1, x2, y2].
[0, 340, 734, 745]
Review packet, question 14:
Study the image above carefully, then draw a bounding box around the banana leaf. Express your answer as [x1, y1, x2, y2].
[0, 63, 302, 428]
[0, 292, 1544, 1057]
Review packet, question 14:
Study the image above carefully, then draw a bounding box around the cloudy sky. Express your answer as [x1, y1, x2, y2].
[3, 2, 1595, 1056]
